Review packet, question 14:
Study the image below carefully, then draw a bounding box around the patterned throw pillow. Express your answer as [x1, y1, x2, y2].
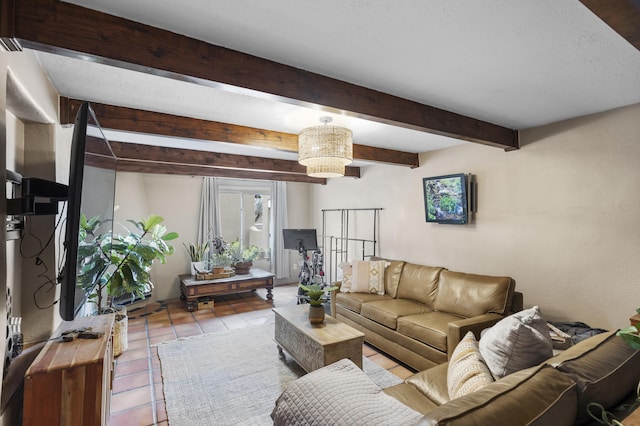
[447, 331, 494, 399]
[339, 260, 389, 294]
[339, 262, 353, 292]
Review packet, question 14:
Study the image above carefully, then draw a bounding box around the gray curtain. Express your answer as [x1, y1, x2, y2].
[271, 181, 290, 279]
[198, 177, 221, 258]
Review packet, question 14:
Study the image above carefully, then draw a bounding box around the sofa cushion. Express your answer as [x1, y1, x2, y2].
[396, 263, 443, 307]
[479, 306, 553, 378]
[271, 359, 423, 426]
[552, 331, 640, 425]
[447, 331, 494, 399]
[350, 260, 389, 294]
[434, 270, 515, 317]
[335, 292, 392, 314]
[360, 299, 431, 329]
[418, 365, 578, 426]
[405, 362, 450, 405]
[397, 311, 462, 352]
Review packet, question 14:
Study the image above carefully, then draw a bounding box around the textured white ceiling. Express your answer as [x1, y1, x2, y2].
[35, 0, 640, 158]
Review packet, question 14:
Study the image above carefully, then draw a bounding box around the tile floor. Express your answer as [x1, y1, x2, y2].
[109, 283, 415, 426]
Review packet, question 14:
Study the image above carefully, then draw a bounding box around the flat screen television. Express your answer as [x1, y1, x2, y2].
[283, 229, 318, 252]
[422, 173, 473, 225]
[59, 102, 117, 321]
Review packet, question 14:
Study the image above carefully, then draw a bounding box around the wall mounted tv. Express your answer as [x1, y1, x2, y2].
[422, 173, 476, 225]
[59, 102, 117, 321]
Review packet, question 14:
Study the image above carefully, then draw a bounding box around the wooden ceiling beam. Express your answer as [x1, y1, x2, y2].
[579, 0, 640, 51]
[61, 98, 419, 168]
[115, 159, 329, 184]
[105, 140, 360, 178]
[3, 0, 519, 150]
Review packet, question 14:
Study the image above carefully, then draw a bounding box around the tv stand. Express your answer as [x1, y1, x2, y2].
[23, 314, 115, 425]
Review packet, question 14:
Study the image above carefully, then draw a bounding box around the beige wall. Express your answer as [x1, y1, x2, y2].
[311, 103, 640, 330]
[1, 50, 61, 424]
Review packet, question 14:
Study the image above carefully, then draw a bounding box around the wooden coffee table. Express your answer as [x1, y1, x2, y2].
[273, 305, 365, 372]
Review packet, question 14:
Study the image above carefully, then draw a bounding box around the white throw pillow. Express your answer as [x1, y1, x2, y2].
[339, 262, 353, 292]
[447, 331, 494, 399]
[479, 306, 553, 378]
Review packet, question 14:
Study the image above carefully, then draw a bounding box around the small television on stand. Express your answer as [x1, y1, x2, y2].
[282, 229, 318, 254]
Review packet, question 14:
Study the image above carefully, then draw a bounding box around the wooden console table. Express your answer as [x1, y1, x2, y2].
[179, 268, 274, 311]
[23, 314, 115, 426]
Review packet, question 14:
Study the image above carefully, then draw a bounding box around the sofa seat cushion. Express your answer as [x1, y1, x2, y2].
[418, 365, 578, 426]
[397, 311, 463, 352]
[405, 362, 450, 405]
[335, 292, 393, 314]
[551, 331, 640, 425]
[360, 299, 431, 330]
[271, 359, 423, 426]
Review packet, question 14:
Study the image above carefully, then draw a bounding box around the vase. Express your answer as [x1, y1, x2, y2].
[233, 261, 252, 275]
[191, 261, 208, 275]
[112, 306, 128, 357]
[308, 305, 325, 324]
[212, 266, 225, 275]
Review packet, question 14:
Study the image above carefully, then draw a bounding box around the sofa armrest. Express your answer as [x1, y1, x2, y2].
[330, 281, 342, 318]
[447, 313, 503, 358]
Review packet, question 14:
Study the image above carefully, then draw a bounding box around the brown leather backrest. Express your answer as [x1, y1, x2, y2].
[396, 263, 443, 307]
[433, 270, 515, 317]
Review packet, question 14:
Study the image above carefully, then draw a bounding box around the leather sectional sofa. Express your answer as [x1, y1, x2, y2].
[272, 330, 640, 425]
[331, 258, 523, 371]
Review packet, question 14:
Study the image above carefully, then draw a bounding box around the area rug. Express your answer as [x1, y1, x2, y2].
[157, 323, 403, 426]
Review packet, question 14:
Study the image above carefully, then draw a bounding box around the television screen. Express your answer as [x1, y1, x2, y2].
[422, 173, 469, 224]
[282, 229, 318, 252]
[59, 103, 117, 320]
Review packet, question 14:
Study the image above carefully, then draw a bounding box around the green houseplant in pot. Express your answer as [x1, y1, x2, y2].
[77, 214, 178, 355]
[184, 241, 209, 275]
[299, 283, 338, 324]
[228, 240, 260, 275]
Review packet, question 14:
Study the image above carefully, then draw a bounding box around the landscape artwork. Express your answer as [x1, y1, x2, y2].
[423, 174, 468, 224]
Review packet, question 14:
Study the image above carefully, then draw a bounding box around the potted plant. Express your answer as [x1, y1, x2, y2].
[299, 283, 338, 324]
[77, 214, 178, 355]
[184, 241, 209, 275]
[228, 240, 260, 274]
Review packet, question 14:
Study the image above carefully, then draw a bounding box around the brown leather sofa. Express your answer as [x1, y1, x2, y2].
[331, 259, 523, 371]
[271, 331, 640, 425]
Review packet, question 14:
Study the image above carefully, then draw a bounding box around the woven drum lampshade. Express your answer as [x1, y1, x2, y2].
[298, 117, 353, 178]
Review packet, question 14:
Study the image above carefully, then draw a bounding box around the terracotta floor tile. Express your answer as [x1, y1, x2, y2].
[368, 353, 399, 370]
[149, 333, 176, 346]
[111, 385, 153, 412]
[109, 404, 155, 426]
[116, 347, 149, 363]
[148, 326, 173, 337]
[126, 338, 150, 350]
[156, 400, 167, 423]
[171, 314, 197, 325]
[115, 358, 150, 377]
[363, 344, 377, 357]
[128, 331, 148, 342]
[389, 364, 414, 380]
[112, 371, 151, 393]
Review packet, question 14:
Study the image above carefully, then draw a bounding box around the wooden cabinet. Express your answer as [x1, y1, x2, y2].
[23, 314, 115, 426]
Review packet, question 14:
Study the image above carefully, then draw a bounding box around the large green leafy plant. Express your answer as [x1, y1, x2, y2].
[77, 214, 178, 311]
